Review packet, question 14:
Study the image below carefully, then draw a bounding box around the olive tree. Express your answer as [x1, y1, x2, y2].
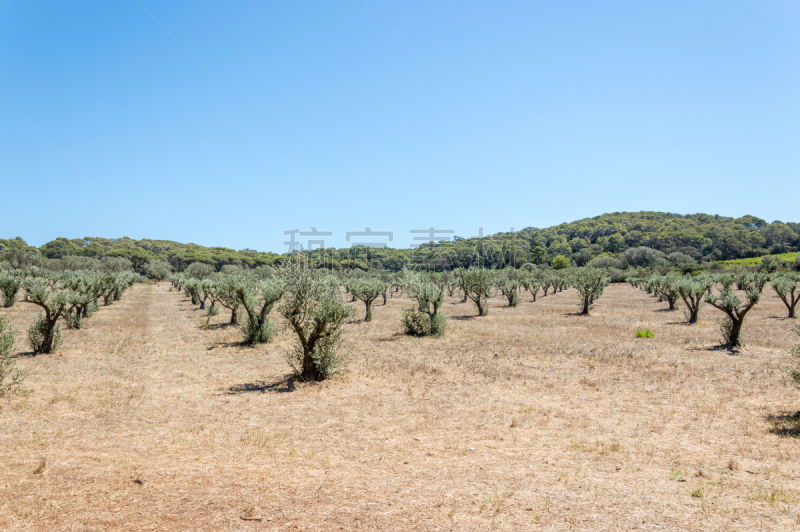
[540, 273, 554, 296]
[454, 268, 470, 303]
[348, 278, 387, 321]
[520, 276, 541, 302]
[0, 315, 26, 396]
[772, 273, 800, 319]
[144, 260, 172, 284]
[3, 249, 45, 270]
[20, 276, 70, 353]
[235, 276, 284, 344]
[210, 275, 242, 324]
[185, 262, 215, 279]
[676, 274, 714, 324]
[706, 272, 761, 347]
[100, 256, 133, 273]
[278, 258, 353, 381]
[183, 278, 201, 305]
[0, 273, 21, 307]
[62, 272, 108, 329]
[495, 272, 520, 307]
[457, 268, 494, 316]
[648, 273, 681, 311]
[571, 267, 610, 315]
[401, 270, 447, 337]
[101, 271, 134, 306]
[789, 323, 800, 389]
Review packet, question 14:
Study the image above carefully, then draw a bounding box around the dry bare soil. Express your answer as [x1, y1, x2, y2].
[1, 282, 800, 531]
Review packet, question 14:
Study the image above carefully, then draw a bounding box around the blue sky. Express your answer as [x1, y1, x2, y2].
[1, 0, 798, 252]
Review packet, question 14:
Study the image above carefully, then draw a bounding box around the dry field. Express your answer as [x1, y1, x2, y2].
[1, 281, 800, 531]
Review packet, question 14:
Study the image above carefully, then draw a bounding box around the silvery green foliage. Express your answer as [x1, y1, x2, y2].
[185, 262, 215, 280]
[21, 276, 72, 354]
[27, 313, 62, 354]
[647, 273, 681, 311]
[771, 273, 800, 319]
[401, 270, 447, 337]
[144, 260, 172, 283]
[278, 257, 353, 381]
[495, 271, 520, 308]
[587, 256, 623, 269]
[570, 267, 610, 315]
[52, 256, 101, 272]
[235, 276, 284, 344]
[183, 279, 201, 305]
[3, 249, 46, 270]
[209, 275, 242, 324]
[666, 252, 697, 268]
[705, 272, 761, 347]
[348, 278, 387, 321]
[620, 246, 667, 269]
[0, 315, 26, 397]
[61, 271, 110, 329]
[760, 255, 785, 273]
[100, 256, 132, 273]
[456, 267, 495, 316]
[220, 264, 244, 275]
[0, 273, 21, 307]
[789, 323, 800, 388]
[520, 275, 541, 302]
[676, 274, 714, 324]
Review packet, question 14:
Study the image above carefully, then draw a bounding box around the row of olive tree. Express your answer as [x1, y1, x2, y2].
[173, 257, 353, 381]
[1, 270, 136, 354]
[626, 271, 795, 347]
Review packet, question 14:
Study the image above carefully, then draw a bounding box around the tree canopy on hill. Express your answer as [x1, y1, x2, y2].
[2, 212, 798, 273]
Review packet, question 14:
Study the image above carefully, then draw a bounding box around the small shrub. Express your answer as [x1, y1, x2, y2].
[0, 274, 21, 307]
[789, 323, 800, 387]
[0, 315, 26, 396]
[401, 308, 429, 336]
[239, 317, 278, 344]
[27, 314, 62, 354]
[635, 329, 654, 338]
[401, 309, 446, 337]
[402, 271, 448, 336]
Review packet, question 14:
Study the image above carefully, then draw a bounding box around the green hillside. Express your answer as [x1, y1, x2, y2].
[2, 211, 799, 272]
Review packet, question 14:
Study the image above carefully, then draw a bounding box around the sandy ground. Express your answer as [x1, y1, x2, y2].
[1, 281, 799, 531]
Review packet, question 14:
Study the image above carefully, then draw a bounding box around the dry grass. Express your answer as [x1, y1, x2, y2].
[1, 282, 800, 530]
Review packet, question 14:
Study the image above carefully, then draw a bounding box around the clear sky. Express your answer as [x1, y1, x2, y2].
[1, 1, 798, 252]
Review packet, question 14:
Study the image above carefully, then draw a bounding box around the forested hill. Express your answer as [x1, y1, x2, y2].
[2, 212, 798, 272]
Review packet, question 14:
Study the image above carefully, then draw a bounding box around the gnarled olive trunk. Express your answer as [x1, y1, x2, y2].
[295, 321, 327, 381]
[580, 296, 591, 315]
[727, 317, 744, 347]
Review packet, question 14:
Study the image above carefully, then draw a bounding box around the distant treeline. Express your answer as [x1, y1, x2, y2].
[2, 211, 799, 273]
